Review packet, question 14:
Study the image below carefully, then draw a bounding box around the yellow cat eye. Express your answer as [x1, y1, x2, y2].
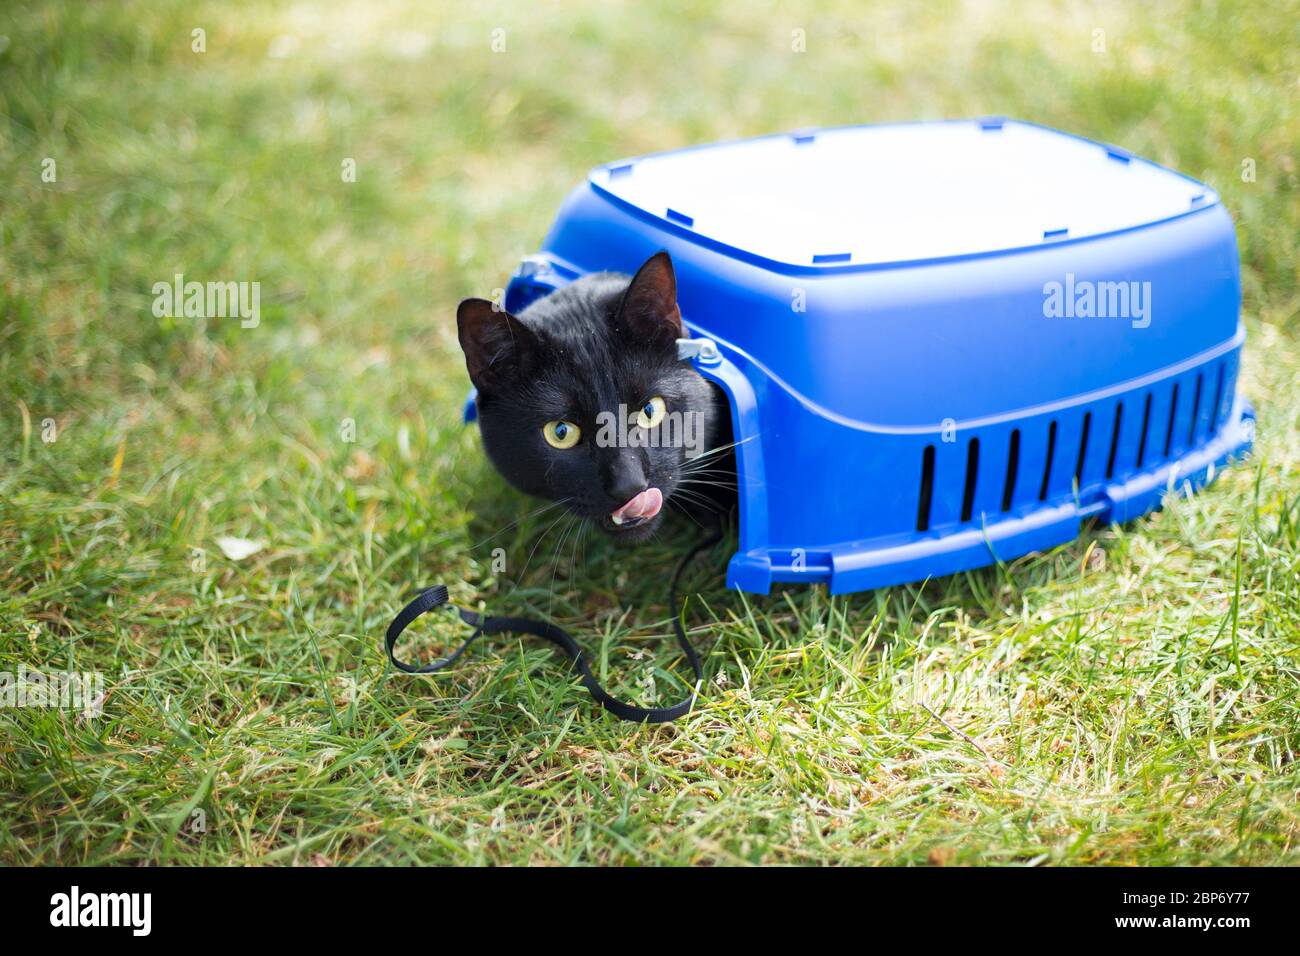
[542, 420, 581, 449]
[636, 396, 667, 429]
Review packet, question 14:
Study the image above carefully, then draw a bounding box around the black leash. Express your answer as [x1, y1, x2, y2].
[384, 523, 723, 722]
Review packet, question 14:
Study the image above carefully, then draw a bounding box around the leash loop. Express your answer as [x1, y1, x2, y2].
[384, 526, 722, 722]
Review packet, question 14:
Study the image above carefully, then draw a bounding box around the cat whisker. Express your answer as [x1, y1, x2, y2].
[670, 484, 721, 502]
[667, 487, 725, 514]
[676, 487, 739, 500]
[693, 435, 752, 457]
[668, 496, 713, 528]
[675, 477, 742, 492]
[568, 519, 589, 588]
[676, 467, 765, 491]
[676, 465, 737, 478]
[675, 468, 741, 482]
[548, 511, 582, 611]
[681, 434, 755, 466]
[680, 465, 744, 481]
[510, 504, 580, 594]
[676, 462, 746, 485]
[466, 496, 573, 553]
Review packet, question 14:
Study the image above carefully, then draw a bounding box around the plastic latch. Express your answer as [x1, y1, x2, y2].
[1078, 498, 1108, 520]
[1077, 490, 1112, 522]
[1239, 413, 1256, 447]
[676, 337, 720, 365]
[516, 255, 552, 279]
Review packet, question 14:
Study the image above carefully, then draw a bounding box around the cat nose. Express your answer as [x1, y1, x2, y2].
[603, 454, 647, 505]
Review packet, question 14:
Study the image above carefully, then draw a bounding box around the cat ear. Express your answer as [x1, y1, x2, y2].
[613, 251, 684, 347]
[456, 298, 539, 392]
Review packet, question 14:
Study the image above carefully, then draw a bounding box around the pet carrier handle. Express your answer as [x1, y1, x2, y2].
[383, 525, 722, 723]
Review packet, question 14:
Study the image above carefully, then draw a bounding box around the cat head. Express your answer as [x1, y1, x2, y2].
[456, 252, 721, 543]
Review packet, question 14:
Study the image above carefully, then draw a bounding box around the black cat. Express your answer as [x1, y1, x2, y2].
[457, 252, 735, 544]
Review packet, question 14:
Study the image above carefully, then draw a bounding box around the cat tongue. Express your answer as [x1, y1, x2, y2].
[611, 487, 663, 524]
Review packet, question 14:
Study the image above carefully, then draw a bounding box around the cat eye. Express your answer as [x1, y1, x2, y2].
[636, 396, 667, 429]
[542, 420, 581, 449]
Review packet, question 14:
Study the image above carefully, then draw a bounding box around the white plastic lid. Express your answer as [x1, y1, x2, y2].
[590, 120, 1216, 269]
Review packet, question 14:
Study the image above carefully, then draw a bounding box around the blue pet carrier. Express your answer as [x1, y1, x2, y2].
[475, 118, 1254, 595]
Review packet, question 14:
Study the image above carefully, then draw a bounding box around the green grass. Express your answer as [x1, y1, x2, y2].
[1, 0, 1298, 865]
